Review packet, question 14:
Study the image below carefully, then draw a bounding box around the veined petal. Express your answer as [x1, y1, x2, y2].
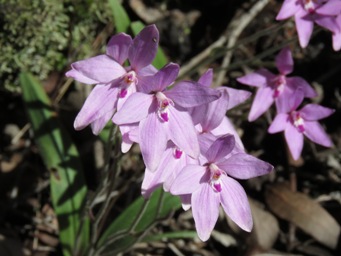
[198, 69, 213, 87]
[137, 64, 158, 77]
[220, 177, 253, 232]
[192, 184, 220, 241]
[65, 69, 98, 84]
[276, 0, 300, 20]
[223, 87, 252, 111]
[285, 123, 304, 160]
[90, 111, 114, 135]
[205, 134, 235, 163]
[106, 33, 132, 65]
[217, 153, 273, 179]
[286, 77, 317, 98]
[304, 121, 333, 147]
[112, 93, 154, 125]
[198, 89, 229, 132]
[139, 113, 168, 171]
[237, 69, 275, 87]
[129, 25, 159, 71]
[74, 84, 118, 131]
[268, 113, 289, 133]
[295, 14, 314, 48]
[167, 107, 200, 159]
[139, 63, 179, 93]
[141, 168, 164, 199]
[165, 81, 221, 108]
[300, 104, 335, 121]
[170, 165, 207, 195]
[248, 87, 274, 122]
[69, 55, 126, 84]
[276, 47, 294, 75]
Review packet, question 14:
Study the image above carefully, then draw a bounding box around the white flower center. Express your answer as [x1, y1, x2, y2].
[272, 75, 286, 98]
[155, 92, 174, 122]
[119, 71, 138, 98]
[209, 164, 224, 192]
[290, 111, 305, 133]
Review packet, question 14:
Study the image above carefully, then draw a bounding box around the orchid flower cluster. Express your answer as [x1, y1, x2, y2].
[66, 25, 274, 241]
[277, 0, 341, 50]
[237, 47, 334, 160]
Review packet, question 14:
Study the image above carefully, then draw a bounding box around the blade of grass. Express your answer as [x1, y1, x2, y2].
[109, 0, 131, 33]
[20, 72, 89, 256]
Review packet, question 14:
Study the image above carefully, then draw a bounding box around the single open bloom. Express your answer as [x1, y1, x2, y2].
[170, 134, 273, 241]
[268, 89, 334, 160]
[237, 47, 316, 121]
[66, 25, 159, 134]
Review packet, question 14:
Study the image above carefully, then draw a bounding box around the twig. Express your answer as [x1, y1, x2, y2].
[215, 0, 270, 86]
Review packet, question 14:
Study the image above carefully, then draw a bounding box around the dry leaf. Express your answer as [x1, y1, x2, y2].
[265, 182, 340, 249]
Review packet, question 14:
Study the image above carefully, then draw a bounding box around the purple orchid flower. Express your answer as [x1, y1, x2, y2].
[237, 47, 317, 121]
[276, 0, 341, 48]
[170, 134, 273, 241]
[66, 25, 159, 135]
[112, 63, 221, 171]
[316, 12, 341, 51]
[268, 89, 334, 160]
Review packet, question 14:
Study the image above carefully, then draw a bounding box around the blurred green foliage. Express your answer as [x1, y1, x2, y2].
[0, 0, 112, 91]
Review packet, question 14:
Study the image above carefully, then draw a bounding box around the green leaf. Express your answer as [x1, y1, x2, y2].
[97, 188, 181, 254]
[109, 0, 131, 33]
[20, 72, 89, 256]
[131, 21, 168, 69]
[142, 231, 198, 242]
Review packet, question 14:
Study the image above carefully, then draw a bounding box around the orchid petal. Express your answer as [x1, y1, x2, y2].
[205, 134, 235, 163]
[68, 55, 126, 84]
[237, 69, 276, 87]
[139, 113, 168, 171]
[218, 153, 273, 179]
[141, 168, 163, 199]
[268, 113, 289, 133]
[285, 123, 304, 160]
[180, 194, 192, 211]
[167, 107, 200, 159]
[90, 111, 113, 135]
[165, 81, 221, 108]
[276, 47, 294, 75]
[304, 121, 333, 147]
[192, 184, 220, 241]
[170, 165, 206, 195]
[300, 104, 335, 121]
[106, 33, 132, 65]
[223, 87, 252, 111]
[65, 69, 98, 84]
[137, 64, 158, 76]
[276, 0, 299, 20]
[332, 31, 341, 51]
[316, 0, 341, 16]
[286, 77, 317, 98]
[248, 87, 274, 122]
[112, 93, 154, 125]
[129, 25, 159, 71]
[220, 176, 252, 232]
[198, 69, 213, 87]
[74, 84, 118, 131]
[295, 14, 314, 48]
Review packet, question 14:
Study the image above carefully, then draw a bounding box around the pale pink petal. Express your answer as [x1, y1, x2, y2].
[180, 194, 192, 211]
[211, 117, 245, 150]
[268, 113, 289, 133]
[165, 81, 221, 108]
[205, 134, 235, 163]
[198, 69, 213, 87]
[285, 124, 304, 160]
[106, 33, 132, 65]
[276, 0, 300, 20]
[141, 168, 163, 199]
[74, 84, 118, 131]
[192, 183, 220, 241]
[167, 107, 200, 159]
[286, 77, 317, 98]
[276, 47, 294, 75]
[217, 153, 273, 179]
[304, 121, 333, 147]
[295, 13, 314, 48]
[129, 25, 159, 71]
[300, 104, 335, 121]
[112, 93, 154, 125]
[220, 177, 252, 232]
[332, 31, 341, 51]
[170, 165, 206, 195]
[90, 111, 113, 135]
[65, 69, 98, 84]
[237, 69, 276, 87]
[222, 87, 251, 111]
[68, 55, 126, 83]
[137, 64, 158, 76]
[248, 87, 274, 122]
[139, 113, 168, 171]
